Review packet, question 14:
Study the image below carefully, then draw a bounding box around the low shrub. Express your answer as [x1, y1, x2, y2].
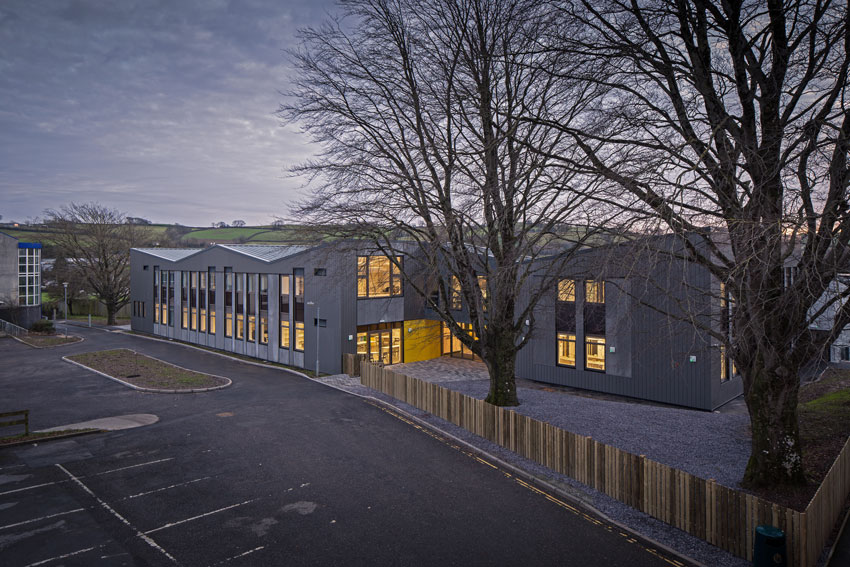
[29, 319, 55, 334]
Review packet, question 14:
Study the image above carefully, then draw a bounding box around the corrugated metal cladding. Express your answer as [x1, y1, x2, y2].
[130, 239, 743, 410]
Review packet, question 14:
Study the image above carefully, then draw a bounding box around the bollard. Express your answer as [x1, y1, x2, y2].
[753, 525, 786, 567]
[88, 314, 91, 327]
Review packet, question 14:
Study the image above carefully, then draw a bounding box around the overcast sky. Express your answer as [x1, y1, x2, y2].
[0, 0, 339, 226]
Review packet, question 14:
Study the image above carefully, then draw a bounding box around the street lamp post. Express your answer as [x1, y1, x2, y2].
[62, 282, 68, 335]
[307, 301, 320, 377]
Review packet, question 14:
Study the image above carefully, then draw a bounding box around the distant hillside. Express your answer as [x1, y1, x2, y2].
[0, 223, 308, 251]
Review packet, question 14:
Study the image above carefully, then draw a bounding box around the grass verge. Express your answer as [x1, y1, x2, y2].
[67, 349, 229, 390]
[0, 429, 98, 446]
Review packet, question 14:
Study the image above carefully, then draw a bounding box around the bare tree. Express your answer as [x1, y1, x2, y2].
[282, 0, 602, 405]
[44, 203, 149, 325]
[544, 0, 849, 487]
[232, 220, 246, 227]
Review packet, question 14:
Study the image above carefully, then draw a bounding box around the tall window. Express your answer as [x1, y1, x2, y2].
[259, 274, 268, 345]
[584, 279, 605, 371]
[208, 268, 216, 334]
[556, 279, 577, 367]
[294, 269, 304, 351]
[719, 282, 736, 381]
[190, 272, 198, 331]
[357, 255, 403, 298]
[247, 274, 256, 342]
[199, 271, 207, 333]
[17, 245, 41, 306]
[181, 272, 188, 329]
[224, 268, 233, 338]
[161, 270, 169, 325]
[153, 268, 160, 324]
[167, 271, 175, 327]
[236, 273, 245, 340]
[280, 275, 290, 348]
[450, 276, 462, 310]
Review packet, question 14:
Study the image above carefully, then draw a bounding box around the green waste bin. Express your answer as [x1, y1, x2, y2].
[753, 525, 786, 567]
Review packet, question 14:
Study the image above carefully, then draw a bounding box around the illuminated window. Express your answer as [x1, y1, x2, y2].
[558, 279, 576, 302]
[477, 276, 487, 310]
[293, 269, 304, 346]
[294, 321, 305, 351]
[586, 280, 605, 303]
[585, 336, 606, 371]
[259, 274, 268, 344]
[190, 271, 198, 331]
[167, 271, 174, 327]
[280, 321, 290, 348]
[557, 333, 576, 367]
[441, 321, 477, 359]
[198, 271, 206, 333]
[236, 273, 244, 340]
[208, 267, 216, 334]
[280, 274, 290, 348]
[247, 274, 256, 342]
[356, 323, 403, 364]
[153, 268, 160, 323]
[181, 272, 188, 329]
[224, 268, 233, 338]
[450, 276, 461, 310]
[356, 255, 403, 298]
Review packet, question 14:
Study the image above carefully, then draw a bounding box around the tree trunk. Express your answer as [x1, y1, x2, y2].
[106, 304, 117, 326]
[742, 365, 806, 488]
[483, 334, 519, 407]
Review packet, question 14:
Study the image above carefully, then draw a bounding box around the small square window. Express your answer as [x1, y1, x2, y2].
[314, 268, 327, 276]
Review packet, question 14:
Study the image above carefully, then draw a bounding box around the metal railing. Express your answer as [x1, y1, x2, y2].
[0, 318, 28, 337]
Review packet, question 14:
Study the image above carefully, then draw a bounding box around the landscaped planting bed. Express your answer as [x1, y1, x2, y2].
[67, 349, 229, 391]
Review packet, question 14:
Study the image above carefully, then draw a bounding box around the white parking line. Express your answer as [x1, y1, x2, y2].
[0, 508, 84, 531]
[209, 545, 266, 566]
[123, 476, 212, 500]
[145, 499, 258, 535]
[24, 543, 107, 567]
[56, 464, 178, 564]
[93, 457, 174, 476]
[0, 480, 66, 497]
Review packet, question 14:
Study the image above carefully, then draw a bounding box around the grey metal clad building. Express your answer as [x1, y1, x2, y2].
[130, 239, 746, 410]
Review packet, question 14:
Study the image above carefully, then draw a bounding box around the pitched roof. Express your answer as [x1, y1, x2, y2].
[133, 248, 203, 261]
[216, 244, 310, 262]
[133, 244, 313, 263]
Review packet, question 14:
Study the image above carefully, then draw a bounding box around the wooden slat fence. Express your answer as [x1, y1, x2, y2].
[348, 356, 850, 567]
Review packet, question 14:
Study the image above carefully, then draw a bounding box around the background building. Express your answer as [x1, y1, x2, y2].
[0, 231, 42, 328]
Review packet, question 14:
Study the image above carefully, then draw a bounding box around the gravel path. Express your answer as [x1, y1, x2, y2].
[394, 358, 751, 490]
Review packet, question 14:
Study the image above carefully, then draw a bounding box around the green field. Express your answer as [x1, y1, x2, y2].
[1, 224, 305, 247]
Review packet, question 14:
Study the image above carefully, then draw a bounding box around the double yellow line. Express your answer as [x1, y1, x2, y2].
[370, 401, 687, 567]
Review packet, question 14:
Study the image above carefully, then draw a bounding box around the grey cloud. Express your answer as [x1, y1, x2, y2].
[0, 0, 335, 225]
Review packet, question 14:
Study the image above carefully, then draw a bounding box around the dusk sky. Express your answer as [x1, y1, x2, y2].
[0, 0, 340, 226]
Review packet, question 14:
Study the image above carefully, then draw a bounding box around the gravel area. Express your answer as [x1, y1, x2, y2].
[322, 377, 748, 567]
[394, 358, 751, 490]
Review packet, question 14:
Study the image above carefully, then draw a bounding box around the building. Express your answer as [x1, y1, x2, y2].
[0, 231, 42, 328]
[130, 240, 756, 410]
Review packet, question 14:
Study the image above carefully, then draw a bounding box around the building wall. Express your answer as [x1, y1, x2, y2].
[130, 239, 744, 410]
[0, 233, 19, 307]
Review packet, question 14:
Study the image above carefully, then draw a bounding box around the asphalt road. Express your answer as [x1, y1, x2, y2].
[0, 327, 685, 566]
